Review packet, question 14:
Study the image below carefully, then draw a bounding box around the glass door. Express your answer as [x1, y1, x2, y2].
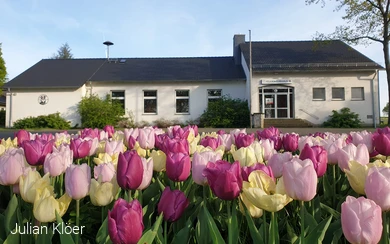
[259, 87, 294, 119]
[264, 94, 275, 118]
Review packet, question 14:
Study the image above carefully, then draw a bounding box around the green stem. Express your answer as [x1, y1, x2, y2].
[10, 185, 13, 200]
[76, 199, 80, 244]
[101, 206, 106, 224]
[381, 211, 389, 244]
[128, 189, 132, 202]
[263, 211, 268, 244]
[138, 190, 143, 206]
[332, 164, 336, 208]
[227, 201, 232, 244]
[300, 201, 305, 244]
[164, 220, 168, 244]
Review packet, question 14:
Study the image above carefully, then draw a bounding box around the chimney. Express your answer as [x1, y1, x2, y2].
[103, 41, 114, 60]
[233, 34, 245, 65]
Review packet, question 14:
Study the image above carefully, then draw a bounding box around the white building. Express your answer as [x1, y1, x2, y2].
[4, 34, 383, 128]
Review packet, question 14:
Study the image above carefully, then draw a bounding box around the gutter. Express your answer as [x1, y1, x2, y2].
[371, 70, 379, 128]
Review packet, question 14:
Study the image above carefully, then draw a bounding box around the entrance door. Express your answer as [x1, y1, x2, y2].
[259, 87, 294, 118]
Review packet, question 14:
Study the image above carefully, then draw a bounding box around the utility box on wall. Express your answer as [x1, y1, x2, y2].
[252, 113, 265, 128]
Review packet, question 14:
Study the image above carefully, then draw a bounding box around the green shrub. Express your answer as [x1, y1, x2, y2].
[13, 112, 71, 129]
[199, 95, 250, 128]
[323, 107, 362, 128]
[77, 93, 125, 128]
[0, 110, 5, 127]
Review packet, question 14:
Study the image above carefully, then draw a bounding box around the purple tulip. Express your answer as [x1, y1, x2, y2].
[203, 160, 243, 200]
[108, 198, 144, 244]
[117, 151, 143, 190]
[0, 148, 28, 186]
[158, 187, 189, 222]
[192, 151, 222, 185]
[341, 196, 382, 244]
[283, 133, 299, 152]
[44, 144, 73, 177]
[22, 138, 54, 166]
[373, 133, 390, 156]
[299, 144, 328, 177]
[80, 128, 100, 139]
[37, 133, 55, 142]
[65, 163, 91, 200]
[167, 125, 191, 139]
[365, 167, 390, 211]
[103, 125, 115, 138]
[15, 129, 30, 146]
[200, 136, 221, 150]
[70, 138, 92, 159]
[166, 152, 191, 182]
[124, 128, 139, 148]
[234, 133, 255, 149]
[163, 137, 189, 154]
[257, 127, 283, 150]
[94, 163, 116, 182]
[241, 163, 274, 182]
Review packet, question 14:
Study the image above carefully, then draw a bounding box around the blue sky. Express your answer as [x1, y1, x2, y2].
[0, 0, 386, 111]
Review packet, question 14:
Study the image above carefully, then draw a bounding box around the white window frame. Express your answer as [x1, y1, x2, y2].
[351, 87, 364, 101]
[312, 87, 326, 101]
[175, 90, 190, 114]
[331, 87, 345, 100]
[111, 90, 125, 111]
[207, 89, 222, 103]
[143, 90, 157, 114]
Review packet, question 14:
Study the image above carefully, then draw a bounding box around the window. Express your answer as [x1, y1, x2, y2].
[351, 87, 364, 100]
[144, 90, 157, 114]
[208, 89, 222, 103]
[176, 90, 190, 114]
[312, 88, 325, 101]
[111, 91, 125, 111]
[332, 87, 345, 100]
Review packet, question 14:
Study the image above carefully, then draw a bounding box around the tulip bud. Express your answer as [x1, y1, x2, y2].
[200, 136, 221, 150]
[192, 151, 222, 185]
[267, 152, 293, 178]
[0, 148, 28, 186]
[94, 162, 116, 182]
[70, 138, 92, 159]
[15, 129, 30, 146]
[158, 187, 189, 222]
[44, 145, 73, 177]
[138, 127, 156, 149]
[299, 144, 328, 177]
[373, 133, 390, 156]
[150, 150, 166, 172]
[283, 133, 299, 152]
[117, 151, 143, 190]
[33, 188, 72, 223]
[89, 177, 119, 206]
[234, 133, 255, 149]
[65, 164, 91, 200]
[337, 143, 369, 171]
[166, 152, 191, 182]
[365, 166, 390, 211]
[22, 138, 54, 166]
[137, 157, 153, 190]
[103, 125, 115, 138]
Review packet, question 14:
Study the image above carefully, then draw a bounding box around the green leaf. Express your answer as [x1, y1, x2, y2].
[227, 201, 238, 244]
[303, 205, 317, 235]
[269, 212, 279, 244]
[137, 213, 164, 244]
[36, 225, 54, 244]
[4, 194, 18, 235]
[0, 214, 6, 240]
[171, 219, 193, 244]
[242, 204, 263, 244]
[55, 210, 75, 244]
[305, 216, 332, 244]
[196, 203, 225, 244]
[323, 219, 342, 244]
[320, 203, 340, 219]
[286, 222, 298, 244]
[3, 231, 19, 244]
[96, 216, 112, 244]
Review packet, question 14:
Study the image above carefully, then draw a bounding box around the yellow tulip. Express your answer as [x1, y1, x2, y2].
[150, 150, 166, 172]
[239, 193, 263, 218]
[0, 145, 5, 156]
[242, 171, 292, 212]
[94, 152, 119, 168]
[231, 142, 263, 167]
[89, 177, 119, 206]
[33, 187, 72, 223]
[188, 134, 200, 155]
[134, 141, 147, 158]
[112, 131, 125, 142]
[1, 137, 18, 148]
[345, 160, 375, 195]
[19, 171, 53, 203]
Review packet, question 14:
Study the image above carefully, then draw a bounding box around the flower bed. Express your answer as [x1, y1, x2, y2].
[0, 125, 389, 244]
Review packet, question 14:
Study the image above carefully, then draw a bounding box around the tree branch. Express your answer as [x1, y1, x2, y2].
[366, 0, 382, 11]
[345, 35, 383, 43]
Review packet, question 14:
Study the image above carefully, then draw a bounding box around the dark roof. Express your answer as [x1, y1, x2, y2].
[240, 40, 383, 72]
[4, 57, 245, 89]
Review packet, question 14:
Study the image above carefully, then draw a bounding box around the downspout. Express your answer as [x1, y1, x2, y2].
[249, 30, 253, 128]
[8, 88, 12, 128]
[371, 70, 378, 128]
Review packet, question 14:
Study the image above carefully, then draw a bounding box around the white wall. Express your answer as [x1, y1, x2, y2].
[90, 81, 246, 124]
[5, 86, 86, 127]
[250, 72, 380, 125]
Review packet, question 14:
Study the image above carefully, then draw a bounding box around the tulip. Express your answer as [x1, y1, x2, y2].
[150, 150, 166, 172]
[112, 131, 125, 145]
[117, 151, 143, 190]
[1, 137, 18, 149]
[203, 160, 243, 200]
[192, 151, 223, 185]
[239, 193, 263, 218]
[124, 128, 139, 148]
[158, 187, 189, 222]
[267, 152, 293, 178]
[89, 177, 119, 206]
[242, 171, 292, 212]
[137, 157, 153, 190]
[33, 187, 72, 223]
[138, 127, 156, 149]
[37, 133, 55, 142]
[234, 133, 255, 149]
[108, 198, 144, 244]
[337, 143, 369, 171]
[218, 133, 233, 151]
[341, 196, 382, 244]
[70, 138, 92, 159]
[257, 127, 282, 151]
[299, 144, 328, 177]
[94, 162, 116, 182]
[80, 128, 100, 139]
[321, 137, 345, 165]
[242, 163, 274, 182]
[344, 160, 375, 195]
[19, 171, 53, 203]
[0, 148, 28, 186]
[22, 138, 54, 166]
[283, 158, 317, 201]
[54, 132, 71, 147]
[283, 133, 299, 152]
[365, 166, 390, 211]
[167, 125, 191, 139]
[15, 129, 31, 146]
[87, 137, 99, 156]
[373, 132, 390, 156]
[350, 130, 374, 152]
[163, 137, 189, 154]
[65, 164, 91, 200]
[44, 144, 73, 177]
[298, 136, 323, 151]
[166, 152, 191, 182]
[103, 125, 115, 138]
[259, 139, 276, 161]
[105, 140, 124, 155]
[231, 141, 264, 167]
[94, 152, 119, 167]
[200, 136, 221, 150]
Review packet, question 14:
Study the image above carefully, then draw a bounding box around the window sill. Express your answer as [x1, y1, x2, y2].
[143, 113, 157, 115]
[312, 99, 325, 101]
[175, 113, 190, 115]
[351, 99, 364, 101]
[331, 99, 345, 101]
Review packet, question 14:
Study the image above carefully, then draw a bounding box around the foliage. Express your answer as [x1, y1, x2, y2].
[306, 0, 390, 125]
[51, 42, 73, 59]
[77, 93, 125, 128]
[116, 111, 136, 128]
[199, 95, 250, 128]
[153, 118, 183, 128]
[0, 43, 7, 87]
[0, 110, 5, 127]
[383, 102, 389, 115]
[12, 112, 71, 129]
[323, 107, 362, 127]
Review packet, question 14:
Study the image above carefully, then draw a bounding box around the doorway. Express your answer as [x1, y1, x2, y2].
[259, 87, 294, 118]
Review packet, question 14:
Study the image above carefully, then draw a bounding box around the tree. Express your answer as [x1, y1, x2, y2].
[383, 102, 389, 115]
[306, 0, 390, 125]
[0, 43, 6, 87]
[51, 43, 73, 59]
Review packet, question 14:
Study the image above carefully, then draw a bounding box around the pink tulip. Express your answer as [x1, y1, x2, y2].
[337, 143, 369, 171]
[186, 124, 198, 137]
[37, 133, 55, 142]
[257, 127, 282, 150]
[103, 125, 115, 138]
[242, 163, 274, 182]
[267, 152, 293, 178]
[117, 151, 143, 190]
[166, 152, 191, 182]
[138, 127, 156, 149]
[163, 137, 189, 154]
[283, 158, 317, 201]
[80, 128, 100, 139]
[259, 139, 276, 161]
[15, 129, 30, 146]
[22, 138, 55, 166]
[283, 133, 299, 152]
[203, 160, 243, 200]
[167, 125, 191, 139]
[94, 163, 116, 182]
[234, 133, 255, 149]
[44, 144, 73, 177]
[87, 137, 99, 156]
[124, 128, 139, 148]
[65, 163, 91, 200]
[108, 198, 144, 244]
[137, 157, 153, 190]
[365, 167, 390, 211]
[0, 148, 27, 185]
[192, 151, 222, 185]
[299, 144, 327, 177]
[70, 138, 92, 159]
[158, 187, 189, 222]
[373, 132, 390, 156]
[200, 136, 221, 150]
[322, 138, 345, 165]
[218, 134, 233, 151]
[350, 130, 373, 152]
[105, 140, 124, 155]
[341, 196, 382, 244]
